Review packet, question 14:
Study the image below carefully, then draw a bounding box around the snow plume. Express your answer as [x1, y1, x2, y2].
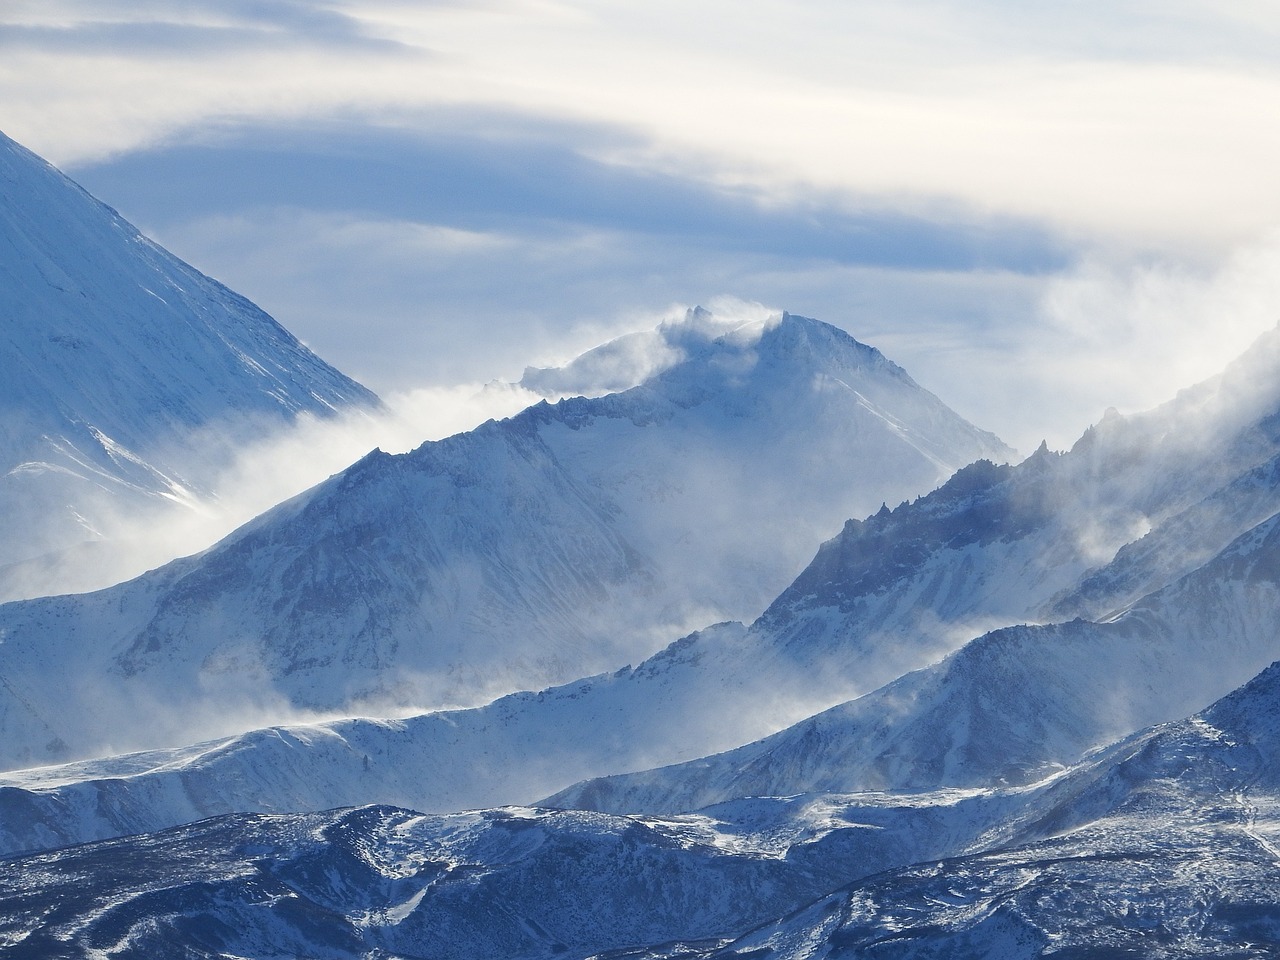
[1033, 234, 1280, 444]
[520, 296, 781, 398]
[62, 665, 358, 768]
[0, 297, 784, 604]
[724, 611, 1020, 753]
[0, 382, 545, 602]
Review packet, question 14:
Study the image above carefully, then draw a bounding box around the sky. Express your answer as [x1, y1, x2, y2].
[4, 1, 1280, 453]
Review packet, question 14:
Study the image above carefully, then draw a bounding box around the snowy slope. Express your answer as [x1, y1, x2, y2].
[694, 813, 1280, 959]
[0, 310, 1012, 769]
[547, 508, 1280, 814]
[9, 663, 1280, 959]
[0, 623, 769, 854]
[665, 661, 1280, 960]
[12, 321, 1280, 834]
[711, 321, 1280, 723]
[6, 492, 1280, 856]
[0, 456, 1100, 853]
[0, 130, 379, 586]
[521, 311, 1016, 623]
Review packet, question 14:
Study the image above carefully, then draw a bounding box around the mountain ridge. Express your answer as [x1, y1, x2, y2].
[547, 506, 1280, 814]
[11, 315, 1280, 844]
[0, 305, 1012, 769]
[8, 658, 1280, 958]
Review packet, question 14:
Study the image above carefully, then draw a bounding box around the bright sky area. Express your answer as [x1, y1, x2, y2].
[4, 0, 1280, 453]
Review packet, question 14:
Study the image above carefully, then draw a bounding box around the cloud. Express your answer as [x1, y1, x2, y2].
[49, 124, 1280, 461]
[1035, 236, 1280, 416]
[0, 0, 400, 51]
[4, 0, 1280, 251]
[521, 298, 781, 398]
[107, 203, 1049, 409]
[0, 381, 546, 601]
[5, 1, 1280, 461]
[873, 235, 1280, 453]
[68, 118, 1067, 272]
[56, 118, 1063, 406]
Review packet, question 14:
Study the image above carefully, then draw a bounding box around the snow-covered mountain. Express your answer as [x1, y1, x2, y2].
[7, 453, 1280, 855]
[0, 308, 1012, 769]
[661, 660, 1280, 959]
[0, 130, 380, 595]
[513, 308, 1016, 623]
[7, 659, 1280, 959]
[547, 504, 1280, 813]
[11, 321, 1280, 840]
[12, 114, 1280, 958]
[5, 259, 1280, 958]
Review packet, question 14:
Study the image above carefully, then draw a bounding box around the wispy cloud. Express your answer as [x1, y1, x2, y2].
[1, 0, 398, 49]
[0, 379, 546, 600]
[3, 0, 1280, 457]
[869, 234, 1280, 451]
[85, 190, 1280, 454]
[68, 118, 1067, 272]
[5, 1, 1280, 251]
[62, 119, 1060, 402]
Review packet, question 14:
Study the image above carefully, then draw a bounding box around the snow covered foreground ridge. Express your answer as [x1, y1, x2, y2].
[8, 658, 1280, 959]
[682, 659, 1280, 960]
[0, 303, 1013, 769]
[0, 128, 379, 591]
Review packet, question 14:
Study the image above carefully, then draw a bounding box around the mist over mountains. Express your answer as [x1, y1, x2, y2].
[11, 314, 1280, 858]
[4, 129, 1280, 959]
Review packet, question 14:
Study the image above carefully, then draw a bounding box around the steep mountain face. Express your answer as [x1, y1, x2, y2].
[0, 130, 379, 589]
[668, 322, 1280, 745]
[761, 337, 1280, 665]
[521, 311, 1016, 623]
[0, 309, 1012, 769]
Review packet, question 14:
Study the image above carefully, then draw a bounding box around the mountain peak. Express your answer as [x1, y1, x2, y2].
[0, 289, 1016, 767]
[0, 129, 379, 582]
[1200, 657, 1280, 743]
[518, 305, 914, 402]
[765, 311, 907, 374]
